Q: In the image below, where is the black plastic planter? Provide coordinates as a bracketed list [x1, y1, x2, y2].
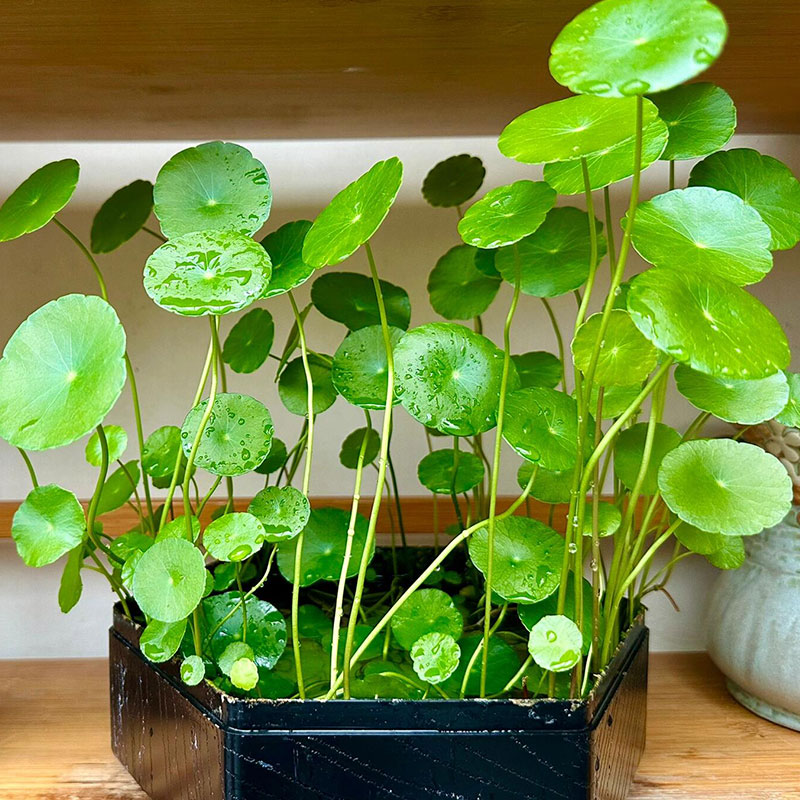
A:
[109, 608, 647, 800]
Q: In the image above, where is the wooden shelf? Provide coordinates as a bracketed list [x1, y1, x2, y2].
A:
[0, 654, 798, 798]
[1, 1, 798, 140]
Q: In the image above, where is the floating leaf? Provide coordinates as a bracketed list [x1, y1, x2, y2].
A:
[517, 462, 572, 504]
[0, 294, 127, 450]
[649, 83, 736, 161]
[658, 439, 792, 535]
[255, 437, 288, 475]
[627, 269, 789, 379]
[222, 308, 274, 374]
[85, 425, 127, 467]
[630, 187, 772, 286]
[422, 154, 485, 207]
[528, 615, 582, 673]
[444, 634, 520, 697]
[140, 619, 187, 663]
[261, 220, 315, 298]
[549, 0, 727, 97]
[203, 512, 265, 562]
[675, 364, 789, 425]
[132, 538, 206, 623]
[311, 272, 411, 331]
[390, 588, 464, 650]
[614, 422, 681, 495]
[302, 158, 403, 267]
[339, 427, 380, 469]
[417, 449, 485, 495]
[153, 141, 272, 239]
[144, 230, 272, 317]
[689, 148, 800, 250]
[411, 633, 461, 685]
[12, 485, 85, 568]
[181, 655, 206, 686]
[96, 460, 140, 516]
[278, 354, 337, 416]
[142, 425, 189, 488]
[776, 373, 800, 427]
[91, 180, 154, 253]
[458, 180, 556, 249]
[0, 159, 79, 242]
[181, 393, 274, 477]
[156, 514, 200, 543]
[512, 352, 562, 390]
[468, 517, 564, 603]
[248, 486, 310, 543]
[58, 544, 84, 613]
[427, 245, 501, 320]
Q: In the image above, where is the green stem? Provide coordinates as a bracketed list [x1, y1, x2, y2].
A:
[53, 218, 109, 301]
[387, 448, 407, 549]
[450, 436, 466, 531]
[17, 448, 38, 489]
[575, 158, 599, 331]
[669, 160, 676, 191]
[603, 186, 617, 271]
[540, 297, 565, 391]
[142, 225, 167, 242]
[460, 604, 507, 698]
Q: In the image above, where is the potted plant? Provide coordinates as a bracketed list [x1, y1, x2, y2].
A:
[2, 0, 798, 797]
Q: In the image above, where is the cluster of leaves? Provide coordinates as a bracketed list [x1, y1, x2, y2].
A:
[1, 0, 798, 700]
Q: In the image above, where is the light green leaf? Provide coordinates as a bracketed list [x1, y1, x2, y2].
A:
[58, 544, 84, 613]
[427, 245, 501, 320]
[109, 531, 154, 563]
[248, 486, 310, 543]
[517, 462, 572, 504]
[278, 354, 337, 416]
[614, 422, 681, 495]
[156, 514, 200, 543]
[776, 373, 800, 427]
[181, 655, 205, 686]
[261, 220, 315, 298]
[91, 180, 154, 253]
[222, 308, 274, 374]
[706, 536, 746, 569]
[230, 658, 259, 691]
[85, 425, 127, 467]
[589, 383, 642, 419]
[142, 426, 189, 488]
[528, 615, 582, 673]
[96, 460, 140, 516]
[674, 521, 727, 555]
[422, 154, 485, 207]
[582, 501, 622, 538]
[218, 641, 255, 676]
[390, 588, 464, 650]
[339, 428, 380, 469]
[417, 449, 485, 494]
[203, 512, 265, 562]
[140, 619, 187, 663]
[410, 633, 461, 685]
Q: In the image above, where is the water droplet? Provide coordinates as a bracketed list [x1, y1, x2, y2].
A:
[694, 48, 715, 65]
[546, 630, 558, 643]
[568, 542, 578, 554]
[619, 78, 650, 96]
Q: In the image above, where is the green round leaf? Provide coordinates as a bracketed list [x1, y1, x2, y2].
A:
[444, 633, 520, 697]
[248, 486, 310, 543]
[614, 422, 681, 495]
[512, 352, 562, 390]
[156, 514, 200, 543]
[649, 83, 736, 161]
[218, 641, 255, 676]
[230, 658, 259, 691]
[417, 448, 485, 494]
[276, 507, 373, 586]
[0, 294, 127, 450]
[503, 388, 581, 471]
[410, 633, 461, 685]
[390, 588, 464, 650]
[689, 148, 800, 250]
[468, 516, 564, 603]
[495, 207, 606, 297]
[181, 393, 274, 477]
[298, 604, 331, 641]
[549, 0, 728, 97]
[203, 512, 265, 562]
[85, 425, 127, 467]
[278, 354, 337, 416]
[181, 655, 206, 686]
[0, 160, 79, 242]
[222, 308, 274, 374]
[12, 485, 85, 568]
[394, 322, 515, 436]
[528, 615, 582, 673]
[572, 309, 658, 386]
[144, 230, 272, 317]
[58, 545, 84, 613]
[630, 187, 773, 286]
[261, 220, 315, 298]
[674, 521, 727, 555]
[142, 426, 183, 482]
[331, 325, 404, 409]
[458, 180, 556, 249]
[96, 460, 140, 516]
[140, 619, 187, 664]
[675, 364, 790, 425]
[132, 538, 206, 623]
[311, 271, 411, 331]
[110, 531, 154, 564]
[589, 383, 642, 419]
[582, 502, 622, 538]
[474, 248, 500, 277]
[627, 268, 790, 379]
[153, 141, 272, 238]
[339, 427, 380, 469]
[255, 437, 288, 475]
[422, 154, 485, 207]
[706, 536, 745, 570]
[659, 439, 793, 535]
[776, 373, 800, 427]
[517, 463, 572, 504]
[427, 245, 501, 320]
[302, 158, 403, 267]
[91, 180, 154, 253]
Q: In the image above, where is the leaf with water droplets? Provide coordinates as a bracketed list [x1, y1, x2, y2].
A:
[181, 655, 205, 685]
[140, 619, 187, 663]
[203, 512, 265, 562]
[222, 308, 274, 374]
[255, 437, 288, 476]
[339, 427, 380, 469]
[427, 245, 501, 320]
[142, 425, 190, 488]
[411, 633, 461, 685]
[278, 354, 338, 416]
[261, 220, 315, 297]
[390, 588, 464, 650]
[614, 422, 681, 495]
[528, 615, 582, 673]
[91, 179, 154, 253]
[417, 448, 485, 494]
[248, 486, 310, 543]
[85, 425, 127, 467]
[422, 154, 485, 207]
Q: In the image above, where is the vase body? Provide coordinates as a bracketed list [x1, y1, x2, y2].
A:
[707, 506, 800, 730]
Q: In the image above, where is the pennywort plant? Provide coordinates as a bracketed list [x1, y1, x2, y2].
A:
[2, 0, 799, 700]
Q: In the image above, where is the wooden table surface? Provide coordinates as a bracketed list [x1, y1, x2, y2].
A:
[0, 654, 798, 800]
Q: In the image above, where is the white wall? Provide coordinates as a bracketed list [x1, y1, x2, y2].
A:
[1, 134, 798, 658]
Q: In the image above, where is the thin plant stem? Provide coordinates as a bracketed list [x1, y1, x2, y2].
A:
[17, 449, 38, 489]
[603, 186, 616, 270]
[460, 604, 507, 698]
[575, 158, 599, 330]
[142, 225, 167, 242]
[210, 321, 235, 513]
[53, 218, 109, 300]
[450, 436, 466, 531]
[387, 447, 407, 548]
[540, 297, 565, 390]
[669, 160, 676, 191]
[197, 475, 223, 517]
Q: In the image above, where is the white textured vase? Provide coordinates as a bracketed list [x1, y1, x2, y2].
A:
[707, 506, 800, 731]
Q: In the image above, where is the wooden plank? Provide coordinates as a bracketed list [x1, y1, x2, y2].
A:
[0, 0, 796, 140]
[1, 654, 798, 799]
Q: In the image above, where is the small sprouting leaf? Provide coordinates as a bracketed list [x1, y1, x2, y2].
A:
[132, 538, 207, 623]
[572, 309, 658, 386]
[410, 633, 461, 685]
[706, 536, 746, 570]
[469, 517, 564, 603]
[144, 230, 272, 317]
[140, 619, 187, 663]
[203, 512, 265, 562]
[156, 514, 201, 543]
[776, 373, 800, 427]
[181, 655, 206, 686]
[339, 428, 380, 469]
[517, 462, 572, 504]
[582, 502, 622, 538]
[675, 364, 790, 425]
[549, 0, 727, 97]
[458, 180, 556, 249]
[422, 154, 485, 207]
[630, 187, 773, 286]
[310, 271, 411, 331]
[91, 180, 154, 253]
[96, 460, 140, 516]
[181, 393, 274, 477]
[261, 220, 315, 298]
[390, 588, 464, 650]
[302, 158, 404, 267]
[689, 148, 800, 251]
[255, 437, 288, 475]
[58, 544, 84, 613]
[0, 159, 80, 242]
[230, 658, 260, 691]
[85, 425, 127, 467]
[427, 245, 501, 320]
[417, 449, 485, 495]
[278, 354, 337, 416]
[444, 634, 520, 697]
[0, 294, 127, 451]
[331, 325, 404, 409]
[658, 439, 793, 535]
[528, 615, 582, 673]
[218, 641, 255, 676]
[12, 485, 85, 568]
[614, 422, 681, 495]
[222, 308, 274, 374]
[248, 486, 311, 543]
[627, 269, 789, 379]
[512, 352, 562, 390]
[153, 141, 272, 239]
[649, 83, 736, 161]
